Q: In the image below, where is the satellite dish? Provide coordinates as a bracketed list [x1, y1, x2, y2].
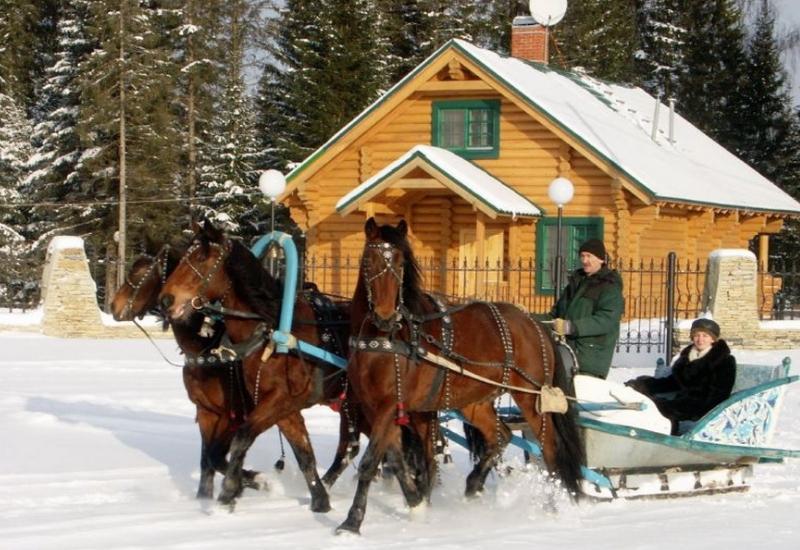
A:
[529, 0, 568, 27]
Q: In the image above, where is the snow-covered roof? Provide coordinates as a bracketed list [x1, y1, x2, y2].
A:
[287, 39, 800, 216]
[335, 145, 541, 218]
[452, 39, 800, 215]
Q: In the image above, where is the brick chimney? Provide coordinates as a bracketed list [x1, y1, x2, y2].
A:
[511, 15, 548, 63]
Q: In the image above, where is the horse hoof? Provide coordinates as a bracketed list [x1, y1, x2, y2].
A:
[335, 522, 360, 535]
[245, 473, 269, 492]
[311, 498, 331, 513]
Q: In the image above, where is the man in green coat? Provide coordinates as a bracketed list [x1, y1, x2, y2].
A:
[545, 239, 624, 379]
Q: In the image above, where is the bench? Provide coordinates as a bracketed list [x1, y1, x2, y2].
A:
[680, 357, 796, 447]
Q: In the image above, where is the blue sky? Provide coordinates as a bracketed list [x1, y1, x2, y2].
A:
[773, 0, 800, 106]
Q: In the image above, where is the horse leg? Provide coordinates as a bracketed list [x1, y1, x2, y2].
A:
[460, 403, 510, 498]
[197, 440, 215, 499]
[336, 437, 383, 535]
[321, 402, 361, 487]
[336, 408, 407, 535]
[276, 412, 331, 513]
[511, 393, 558, 473]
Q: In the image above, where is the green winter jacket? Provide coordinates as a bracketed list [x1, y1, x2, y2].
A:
[547, 266, 624, 379]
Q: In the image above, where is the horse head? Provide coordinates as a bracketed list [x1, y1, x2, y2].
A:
[159, 219, 233, 323]
[111, 244, 179, 322]
[359, 217, 422, 331]
[159, 219, 282, 327]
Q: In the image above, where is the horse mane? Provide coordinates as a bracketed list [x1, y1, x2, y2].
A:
[377, 224, 426, 315]
[225, 238, 283, 326]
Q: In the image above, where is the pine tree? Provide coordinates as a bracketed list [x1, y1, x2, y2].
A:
[170, 0, 225, 225]
[0, 0, 39, 109]
[0, 91, 35, 304]
[197, 0, 268, 240]
[257, 0, 385, 168]
[635, 0, 686, 98]
[676, 0, 748, 153]
[739, 0, 800, 262]
[77, 0, 182, 297]
[553, 0, 639, 82]
[23, 0, 94, 249]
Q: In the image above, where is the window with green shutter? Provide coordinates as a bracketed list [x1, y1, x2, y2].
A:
[432, 99, 500, 159]
[535, 217, 604, 294]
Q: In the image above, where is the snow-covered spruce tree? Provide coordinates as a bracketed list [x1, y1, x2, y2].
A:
[196, 0, 269, 241]
[22, 0, 94, 253]
[676, 0, 748, 153]
[635, 0, 686, 98]
[471, 0, 528, 54]
[375, 0, 497, 86]
[168, 0, 225, 227]
[739, 0, 800, 263]
[552, 0, 639, 83]
[76, 0, 182, 301]
[0, 92, 36, 306]
[0, 0, 40, 111]
[257, 0, 386, 168]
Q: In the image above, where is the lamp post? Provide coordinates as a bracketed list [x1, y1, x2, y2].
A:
[259, 169, 287, 276]
[548, 176, 574, 304]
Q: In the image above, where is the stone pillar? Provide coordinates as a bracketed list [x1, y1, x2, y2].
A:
[41, 236, 103, 337]
[701, 249, 759, 345]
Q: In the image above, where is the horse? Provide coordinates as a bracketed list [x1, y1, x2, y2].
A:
[157, 221, 372, 512]
[337, 218, 585, 534]
[110, 242, 358, 500]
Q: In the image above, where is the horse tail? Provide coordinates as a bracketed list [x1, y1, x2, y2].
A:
[462, 422, 485, 464]
[400, 421, 431, 496]
[549, 338, 586, 499]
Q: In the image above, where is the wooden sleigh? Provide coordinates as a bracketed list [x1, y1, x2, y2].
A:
[576, 358, 799, 498]
[461, 357, 800, 499]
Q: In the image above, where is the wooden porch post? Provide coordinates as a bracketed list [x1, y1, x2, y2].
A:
[758, 234, 769, 272]
[475, 211, 486, 297]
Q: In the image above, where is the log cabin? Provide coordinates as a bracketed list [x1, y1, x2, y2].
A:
[276, 17, 800, 315]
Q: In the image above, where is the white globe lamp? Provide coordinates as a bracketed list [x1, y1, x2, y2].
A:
[548, 176, 574, 207]
[259, 169, 286, 200]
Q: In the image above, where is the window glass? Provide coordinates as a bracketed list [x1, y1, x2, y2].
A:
[432, 99, 499, 158]
[441, 109, 465, 148]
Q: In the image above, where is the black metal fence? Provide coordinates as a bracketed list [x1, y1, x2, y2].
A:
[4, 248, 799, 352]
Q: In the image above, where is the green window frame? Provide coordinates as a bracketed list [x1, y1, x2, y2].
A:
[535, 217, 604, 295]
[431, 99, 500, 159]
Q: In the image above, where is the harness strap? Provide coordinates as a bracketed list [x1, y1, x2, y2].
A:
[349, 335, 572, 405]
[199, 301, 267, 321]
[205, 322, 270, 363]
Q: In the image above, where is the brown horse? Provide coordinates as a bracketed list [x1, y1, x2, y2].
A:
[110, 243, 358, 500]
[337, 218, 584, 534]
[157, 221, 380, 512]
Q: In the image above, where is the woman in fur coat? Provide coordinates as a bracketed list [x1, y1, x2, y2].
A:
[625, 318, 736, 435]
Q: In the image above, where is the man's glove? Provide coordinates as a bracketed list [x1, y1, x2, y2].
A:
[553, 318, 573, 336]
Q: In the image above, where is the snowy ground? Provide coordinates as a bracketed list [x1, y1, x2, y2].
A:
[1, 330, 799, 550]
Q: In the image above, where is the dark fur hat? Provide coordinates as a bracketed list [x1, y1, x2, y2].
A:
[691, 318, 720, 339]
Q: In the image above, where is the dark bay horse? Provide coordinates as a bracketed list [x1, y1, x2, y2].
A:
[110, 243, 358, 500]
[337, 218, 585, 534]
[157, 221, 365, 512]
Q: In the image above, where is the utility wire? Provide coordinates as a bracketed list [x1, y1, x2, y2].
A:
[0, 191, 269, 210]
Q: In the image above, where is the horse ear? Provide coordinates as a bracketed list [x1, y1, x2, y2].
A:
[365, 217, 379, 239]
[397, 219, 408, 237]
[143, 233, 161, 256]
[202, 218, 223, 242]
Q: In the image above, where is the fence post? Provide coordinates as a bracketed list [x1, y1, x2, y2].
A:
[665, 252, 676, 362]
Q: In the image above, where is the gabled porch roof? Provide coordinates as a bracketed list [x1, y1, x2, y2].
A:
[335, 145, 542, 219]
